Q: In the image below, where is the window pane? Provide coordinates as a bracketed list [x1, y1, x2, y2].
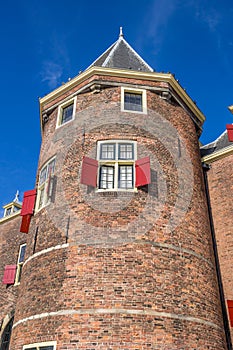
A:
[119, 166, 133, 189]
[100, 144, 115, 159]
[119, 144, 133, 159]
[13, 206, 20, 213]
[39, 166, 47, 185]
[6, 208, 12, 216]
[48, 159, 55, 175]
[40, 347, 54, 350]
[99, 166, 114, 189]
[124, 93, 142, 112]
[19, 245, 26, 263]
[61, 103, 74, 124]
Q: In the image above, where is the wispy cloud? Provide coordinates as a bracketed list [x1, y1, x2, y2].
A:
[40, 61, 63, 89]
[194, 4, 221, 32]
[143, 0, 178, 48]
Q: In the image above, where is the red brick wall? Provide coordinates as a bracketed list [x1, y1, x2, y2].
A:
[8, 83, 227, 349]
[0, 215, 28, 335]
[206, 152, 233, 341]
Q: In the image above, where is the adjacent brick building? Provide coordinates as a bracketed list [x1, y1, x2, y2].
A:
[1, 30, 232, 349]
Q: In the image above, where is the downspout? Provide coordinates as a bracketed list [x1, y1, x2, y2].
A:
[202, 162, 232, 350]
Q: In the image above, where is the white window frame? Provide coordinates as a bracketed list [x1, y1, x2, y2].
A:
[35, 157, 56, 212]
[23, 341, 56, 350]
[121, 86, 147, 114]
[97, 140, 137, 192]
[56, 96, 76, 128]
[15, 243, 26, 285]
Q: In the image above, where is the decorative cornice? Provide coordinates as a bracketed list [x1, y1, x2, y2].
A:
[0, 210, 21, 224]
[202, 144, 233, 163]
[39, 66, 205, 129]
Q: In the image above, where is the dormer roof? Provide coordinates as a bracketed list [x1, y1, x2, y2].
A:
[87, 27, 153, 73]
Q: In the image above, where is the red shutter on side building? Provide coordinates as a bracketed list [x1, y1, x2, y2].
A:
[2, 265, 17, 285]
[20, 214, 32, 234]
[226, 124, 233, 142]
[20, 189, 37, 216]
[227, 300, 233, 327]
[80, 156, 98, 187]
[135, 157, 151, 187]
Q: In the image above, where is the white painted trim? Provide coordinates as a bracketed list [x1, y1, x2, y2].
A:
[35, 156, 56, 212]
[121, 86, 147, 114]
[23, 341, 56, 350]
[14, 243, 27, 285]
[13, 308, 220, 330]
[96, 140, 137, 191]
[24, 243, 69, 266]
[202, 144, 233, 163]
[56, 96, 77, 129]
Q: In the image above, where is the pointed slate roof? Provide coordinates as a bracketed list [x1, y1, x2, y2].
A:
[88, 28, 154, 72]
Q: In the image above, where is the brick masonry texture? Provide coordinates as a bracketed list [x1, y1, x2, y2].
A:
[2, 79, 228, 349]
[0, 215, 28, 329]
[206, 153, 233, 342]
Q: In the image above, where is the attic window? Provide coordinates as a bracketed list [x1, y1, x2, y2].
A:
[121, 87, 147, 114]
[56, 97, 76, 127]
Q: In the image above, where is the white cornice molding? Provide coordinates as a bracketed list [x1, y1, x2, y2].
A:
[39, 66, 205, 126]
[202, 144, 233, 163]
[0, 210, 21, 224]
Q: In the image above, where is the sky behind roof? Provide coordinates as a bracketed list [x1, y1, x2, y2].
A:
[1, 0, 233, 211]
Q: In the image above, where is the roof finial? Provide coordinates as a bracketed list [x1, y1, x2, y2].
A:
[13, 190, 19, 202]
[119, 27, 124, 38]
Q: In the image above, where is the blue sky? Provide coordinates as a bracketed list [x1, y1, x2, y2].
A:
[0, 0, 233, 211]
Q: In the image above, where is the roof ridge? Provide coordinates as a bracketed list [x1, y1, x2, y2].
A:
[102, 38, 121, 67]
[201, 129, 227, 149]
[120, 36, 154, 72]
[85, 40, 117, 71]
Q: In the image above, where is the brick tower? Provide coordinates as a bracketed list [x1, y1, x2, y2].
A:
[1, 30, 229, 349]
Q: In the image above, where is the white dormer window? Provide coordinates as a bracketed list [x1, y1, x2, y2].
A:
[121, 87, 147, 114]
[56, 97, 76, 127]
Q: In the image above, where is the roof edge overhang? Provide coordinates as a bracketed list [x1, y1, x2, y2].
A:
[0, 210, 21, 224]
[39, 66, 205, 131]
[202, 144, 233, 163]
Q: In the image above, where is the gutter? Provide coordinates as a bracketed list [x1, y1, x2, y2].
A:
[202, 162, 232, 350]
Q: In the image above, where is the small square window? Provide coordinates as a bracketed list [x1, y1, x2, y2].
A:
[57, 97, 76, 127]
[121, 87, 147, 114]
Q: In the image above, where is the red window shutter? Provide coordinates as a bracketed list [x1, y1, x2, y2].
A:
[227, 300, 233, 327]
[2, 265, 17, 285]
[21, 189, 37, 216]
[226, 124, 233, 142]
[20, 214, 31, 233]
[80, 156, 98, 187]
[135, 157, 151, 187]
